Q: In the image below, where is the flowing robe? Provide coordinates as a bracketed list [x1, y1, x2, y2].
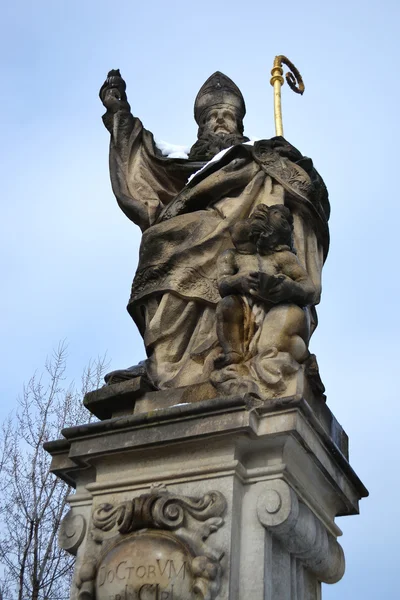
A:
[104, 109, 330, 389]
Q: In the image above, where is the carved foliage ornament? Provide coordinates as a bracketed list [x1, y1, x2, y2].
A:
[92, 490, 226, 533]
[77, 489, 227, 600]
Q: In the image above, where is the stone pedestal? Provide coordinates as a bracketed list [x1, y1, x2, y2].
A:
[45, 384, 367, 600]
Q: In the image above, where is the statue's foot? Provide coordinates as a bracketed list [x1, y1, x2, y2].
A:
[214, 351, 243, 369]
[104, 361, 147, 385]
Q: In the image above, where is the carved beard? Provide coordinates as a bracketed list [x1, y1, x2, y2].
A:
[188, 132, 250, 161]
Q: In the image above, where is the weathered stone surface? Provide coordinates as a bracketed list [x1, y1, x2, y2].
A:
[99, 69, 330, 400]
[44, 69, 367, 600]
[257, 480, 345, 583]
[78, 384, 347, 460]
[95, 532, 192, 600]
[58, 510, 86, 555]
[45, 388, 367, 600]
[211, 204, 318, 399]
[69, 487, 226, 600]
[83, 379, 218, 420]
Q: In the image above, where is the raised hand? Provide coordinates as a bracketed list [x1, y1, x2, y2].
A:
[99, 69, 130, 113]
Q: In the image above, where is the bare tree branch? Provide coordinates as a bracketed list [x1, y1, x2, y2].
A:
[0, 344, 108, 599]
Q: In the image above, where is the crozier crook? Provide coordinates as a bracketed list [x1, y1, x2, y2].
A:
[270, 55, 305, 137]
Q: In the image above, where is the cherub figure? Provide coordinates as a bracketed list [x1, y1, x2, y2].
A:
[215, 204, 318, 369]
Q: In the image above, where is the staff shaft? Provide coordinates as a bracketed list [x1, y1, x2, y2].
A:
[270, 63, 284, 137]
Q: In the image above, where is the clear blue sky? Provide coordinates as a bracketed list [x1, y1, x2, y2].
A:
[1, 1, 399, 597]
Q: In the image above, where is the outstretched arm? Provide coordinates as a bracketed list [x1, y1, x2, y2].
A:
[99, 70, 175, 231]
[252, 253, 317, 306]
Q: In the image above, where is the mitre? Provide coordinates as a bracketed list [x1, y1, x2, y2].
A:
[194, 71, 246, 124]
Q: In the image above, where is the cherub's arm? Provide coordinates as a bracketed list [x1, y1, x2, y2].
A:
[254, 252, 317, 306]
[217, 250, 258, 298]
[275, 252, 317, 305]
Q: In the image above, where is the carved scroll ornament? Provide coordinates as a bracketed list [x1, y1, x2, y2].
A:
[257, 479, 345, 584]
[92, 490, 226, 534]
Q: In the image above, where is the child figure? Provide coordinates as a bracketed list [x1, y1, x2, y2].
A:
[215, 204, 317, 368]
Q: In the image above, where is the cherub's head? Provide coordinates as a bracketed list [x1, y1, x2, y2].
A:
[230, 205, 294, 254]
[252, 204, 294, 254]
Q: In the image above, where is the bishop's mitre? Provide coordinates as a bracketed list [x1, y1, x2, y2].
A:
[194, 71, 246, 124]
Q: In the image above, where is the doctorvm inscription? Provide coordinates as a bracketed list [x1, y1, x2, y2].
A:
[98, 558, 188, 585]
[95, 532, 193, 600]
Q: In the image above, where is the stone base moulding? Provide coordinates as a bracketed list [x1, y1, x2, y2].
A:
[45, 389, 367, 600]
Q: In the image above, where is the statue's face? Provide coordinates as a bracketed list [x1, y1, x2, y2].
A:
[202, 106, 239, 136]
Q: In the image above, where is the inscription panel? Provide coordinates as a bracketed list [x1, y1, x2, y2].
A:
[96, 531, 193, 600]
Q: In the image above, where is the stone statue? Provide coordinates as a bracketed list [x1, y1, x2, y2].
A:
[100, 69, 330, 397]
[43, 69, 366, 600]
[212, 204, 318, 397]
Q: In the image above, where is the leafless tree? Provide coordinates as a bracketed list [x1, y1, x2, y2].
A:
[0, 342, 107, 600]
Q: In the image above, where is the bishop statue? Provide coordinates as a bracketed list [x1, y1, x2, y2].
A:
[100, 70, 330, 398]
